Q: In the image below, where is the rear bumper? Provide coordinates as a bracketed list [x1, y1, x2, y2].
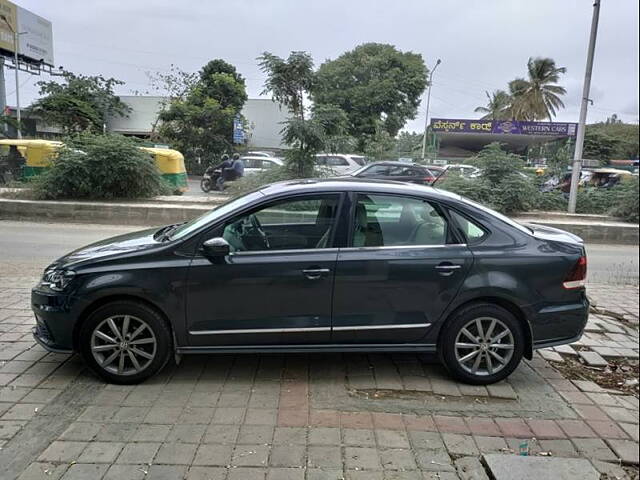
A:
[529, 294, 590, 348]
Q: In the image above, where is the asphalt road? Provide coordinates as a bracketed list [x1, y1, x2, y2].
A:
[1, 220, 638, 285]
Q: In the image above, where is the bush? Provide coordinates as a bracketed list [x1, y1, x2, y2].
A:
[33, 134, 170, 200]
[224, 166, 299, 196]
[609, 177, 639, 223]
[437, 143, 537, 214]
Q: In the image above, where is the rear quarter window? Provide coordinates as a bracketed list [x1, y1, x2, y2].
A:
[449, 210, 488, 244]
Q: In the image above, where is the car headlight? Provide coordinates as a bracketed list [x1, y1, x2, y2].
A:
[41, 269, 76, 292]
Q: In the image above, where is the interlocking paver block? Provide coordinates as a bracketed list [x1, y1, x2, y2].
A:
[192, 444, 234, 466]
[379, 448, 417, 471]
[270, 445, 306, 467]
[77, 441, 124, 463]
[307, 445, 341, 469]
[376, 429, 410, 448]
[442, 433, 479, 456]
[231, 444, 270, 467]
[495, 418, 533, 438]
[526, 419, 565, 439]
[455, 456, 490, 480]
[606, 439, 640, 465]
[60, 463, 109, 480]
[483, 454, 599, 480]
[344, 446, 382, 471]
[573, 438, 618, 461]
[38, 441, 87, 462]
[116, 442, 161, 464]
[586, 420, 629, 439]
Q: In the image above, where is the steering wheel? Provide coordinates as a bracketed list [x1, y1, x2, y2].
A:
[249, 214, 271, 249]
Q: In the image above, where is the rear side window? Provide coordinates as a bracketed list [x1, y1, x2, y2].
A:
[326, 156, 349, 167]
[449, 210, 487, 244]
[352, 194, 449, 247]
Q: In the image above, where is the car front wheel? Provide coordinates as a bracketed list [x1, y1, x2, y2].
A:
[440, 303, 524, 385]
[79, 301, 171, 384]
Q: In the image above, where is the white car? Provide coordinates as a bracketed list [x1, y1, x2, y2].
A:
[241, 156, 284, 175]
[315, 153, 367, 176]
[245, 151, 275, 158]
[442, 164, 481, 178]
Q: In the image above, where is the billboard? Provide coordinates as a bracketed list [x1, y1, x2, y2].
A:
[17, 6, 54, 65]
[431, 118, 578, 137]
[0, 0, 53, 65]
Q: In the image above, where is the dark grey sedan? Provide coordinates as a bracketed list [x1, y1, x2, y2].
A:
[31, 179, 588, 384]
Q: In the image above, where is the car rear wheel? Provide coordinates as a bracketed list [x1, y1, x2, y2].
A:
[79, 301, 171, 384]
[440, 303, 524, 385]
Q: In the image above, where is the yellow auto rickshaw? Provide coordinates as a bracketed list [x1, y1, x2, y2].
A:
[0, 139, 188, 194]
[139, 147, 189, 194]
[0, 139, 63, 178]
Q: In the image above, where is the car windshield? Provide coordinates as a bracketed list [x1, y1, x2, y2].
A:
[167, 190, 264, 241]
[351, 156, 367, 166]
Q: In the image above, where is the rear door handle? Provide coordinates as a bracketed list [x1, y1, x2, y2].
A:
[302, 268, 331, 280]
[435, 263, 462, 275]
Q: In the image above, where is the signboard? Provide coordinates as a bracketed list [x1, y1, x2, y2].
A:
[0, 0, 17, 53]
[17, 6, 54, 65]
[431, 118, 577, 137]
[0, 1, 54, 65]
[233, 115, 245, 144]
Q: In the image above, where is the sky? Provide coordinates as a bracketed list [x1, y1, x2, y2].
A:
[10, 0, 640, 132]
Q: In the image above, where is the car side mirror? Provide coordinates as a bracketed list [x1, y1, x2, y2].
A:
[201, 237, 230, 257]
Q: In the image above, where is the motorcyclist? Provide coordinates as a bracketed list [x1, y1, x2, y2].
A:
[218, 153, 244, 190]
[212, 154, 231, 190]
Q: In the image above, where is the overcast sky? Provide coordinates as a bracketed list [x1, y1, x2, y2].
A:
[13, 0, 640, 131]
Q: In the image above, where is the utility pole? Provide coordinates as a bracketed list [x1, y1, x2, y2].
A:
[1, 14, 25, 139]
[0, 58, 6, 136]
[421, 59, 441, 161]
[568, 0, 601, 213]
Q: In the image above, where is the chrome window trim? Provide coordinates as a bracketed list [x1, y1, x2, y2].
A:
[231, 247, 340, 256]
[333, 323, 431, 331]
[338, 244, 467, 252]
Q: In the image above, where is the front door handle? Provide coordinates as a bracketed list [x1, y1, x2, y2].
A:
[435, 263, 462, 276]
[302, 268, 330, 280]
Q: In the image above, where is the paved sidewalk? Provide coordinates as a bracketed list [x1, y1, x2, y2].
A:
[1, 277, 638, 479]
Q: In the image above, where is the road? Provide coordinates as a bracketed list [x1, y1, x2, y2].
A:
[1, 220, 638, 285]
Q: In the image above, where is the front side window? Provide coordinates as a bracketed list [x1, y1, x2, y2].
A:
[352, 194, 448, 247]
[326, 156, 349, 167]
[359, 165, 389, 177]
[222, 195, 340, 252]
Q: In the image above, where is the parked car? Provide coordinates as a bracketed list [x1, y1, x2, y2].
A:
[440, 164, 481, 178]
[32, 179, 588, 385]
[315, 153, 367, 175]
[241, 156, 284, 175]
[245, 151, 275, 158]
[350, 161, 441, 185]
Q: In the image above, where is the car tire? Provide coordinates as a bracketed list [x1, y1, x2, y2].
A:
[78, 300, 172, 384]
[439, 303, 524, 385]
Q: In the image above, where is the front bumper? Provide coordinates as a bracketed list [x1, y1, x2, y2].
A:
[31, 287, 80, 353]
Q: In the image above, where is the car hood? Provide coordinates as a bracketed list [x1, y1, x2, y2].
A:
[52, 227, 162, 269]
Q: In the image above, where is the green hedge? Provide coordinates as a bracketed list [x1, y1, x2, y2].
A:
[33, 133, 170, 200]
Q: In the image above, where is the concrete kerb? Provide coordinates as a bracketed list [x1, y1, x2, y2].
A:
[1, 197, 638, 244]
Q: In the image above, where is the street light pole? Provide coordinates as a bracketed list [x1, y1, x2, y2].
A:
[568, 0, 601, 213]
[421, 59, 441, 161]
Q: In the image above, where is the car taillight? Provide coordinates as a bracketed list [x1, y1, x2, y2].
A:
[563, 255, 587, 289]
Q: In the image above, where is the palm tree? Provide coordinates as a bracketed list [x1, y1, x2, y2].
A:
[510, 57, 567, 121]
[474, 90, 512, 120]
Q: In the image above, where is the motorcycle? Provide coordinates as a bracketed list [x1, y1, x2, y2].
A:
[200, 166, 222, 192]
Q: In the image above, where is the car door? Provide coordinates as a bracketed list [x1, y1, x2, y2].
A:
[332, 192, 473, 344]
[185, 193, 344, 346]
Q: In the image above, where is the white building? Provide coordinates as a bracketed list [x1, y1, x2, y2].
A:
[105, 96, 289, 149]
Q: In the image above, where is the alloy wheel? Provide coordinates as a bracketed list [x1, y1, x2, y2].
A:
[90, 315, 157, 376]
[454, 316, 515, 376]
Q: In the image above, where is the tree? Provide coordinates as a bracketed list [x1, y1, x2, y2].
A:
[474, 90, 512, 120]
[258, 51, 348, 176]
[158, 59, 247, 172]
[508, 57, 567, 121]
[258, 51, 314, 119]
[312, 43, 428, 148]
[30, 71, 130, 134]
[584, 120, 639, 161]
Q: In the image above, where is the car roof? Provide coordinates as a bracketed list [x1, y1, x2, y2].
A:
[258, 178, 462, 202]
[242, 156, 283, 162]
[366, 161, 428, 167]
